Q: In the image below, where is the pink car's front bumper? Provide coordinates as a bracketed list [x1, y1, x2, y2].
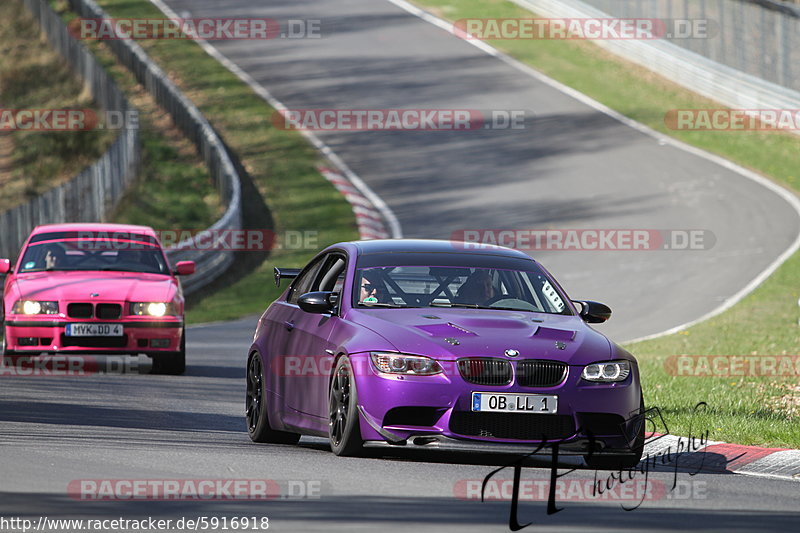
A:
[4, 316, 183, 355]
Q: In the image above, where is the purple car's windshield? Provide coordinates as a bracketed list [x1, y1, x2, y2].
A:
[19, 233, 169, 275]
[354, 265, 571, 314]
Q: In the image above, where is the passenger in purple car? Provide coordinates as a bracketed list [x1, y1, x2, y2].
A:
[358, 269, 387, 303]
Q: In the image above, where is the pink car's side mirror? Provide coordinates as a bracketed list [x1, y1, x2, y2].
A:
[174, 261, 196, 276]
[0, 259, 10, 274]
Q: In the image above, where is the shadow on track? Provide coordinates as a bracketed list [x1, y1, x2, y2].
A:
[2, 491, 797, 532]
[0, 401, 242, 432]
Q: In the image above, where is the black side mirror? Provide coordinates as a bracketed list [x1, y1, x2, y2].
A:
[298, 291, 335, 314]
[573, 300, 612, 323]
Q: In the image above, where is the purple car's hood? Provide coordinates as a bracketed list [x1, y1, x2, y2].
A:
[345, 308, 615, 366]
[10, 271, 176, 303]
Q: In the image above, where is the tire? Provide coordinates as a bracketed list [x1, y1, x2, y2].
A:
[0, 323, 17, 362]
[150, 328, 186, 375]
[328, 356, 363, 456]
[584, 395, 645, 470]
[1, 324, 8, 357]
[246, 352, 301, 444]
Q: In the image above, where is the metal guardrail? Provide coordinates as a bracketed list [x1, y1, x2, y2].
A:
[1, 0, 243, 294]
[0, 0, 140, 261]
[66, 0, 243, 294]
[581, 0, 800, 93]
[513, 0, 800, 130]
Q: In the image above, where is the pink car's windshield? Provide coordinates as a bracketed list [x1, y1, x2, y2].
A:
[19, 232, 169, 275]
[354, 265, 572, 315]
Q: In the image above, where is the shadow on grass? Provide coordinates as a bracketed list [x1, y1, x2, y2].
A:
[185, 133, 274, 311]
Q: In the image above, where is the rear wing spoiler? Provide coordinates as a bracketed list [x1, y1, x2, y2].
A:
[274, 267, 302, 287]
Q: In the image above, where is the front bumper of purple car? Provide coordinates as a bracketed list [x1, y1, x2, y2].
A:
[349, 352, 642, 456]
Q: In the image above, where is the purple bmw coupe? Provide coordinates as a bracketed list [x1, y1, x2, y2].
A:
[246, 240, 644, 468]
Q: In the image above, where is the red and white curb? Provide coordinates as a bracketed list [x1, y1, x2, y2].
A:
[643, 434, 800, 482]
[320, 166, 391, 240]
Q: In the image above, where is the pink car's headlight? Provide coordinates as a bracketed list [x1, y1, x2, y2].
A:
[130, 302, 174, 317]
[12, 300, 59, 315]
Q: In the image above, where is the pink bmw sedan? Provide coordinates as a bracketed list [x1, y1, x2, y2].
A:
[0, 223, 195, 374]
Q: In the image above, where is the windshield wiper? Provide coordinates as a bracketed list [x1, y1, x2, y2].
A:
[430, 302, 479, 308]
[475, 306, 533, 312]
[359, 303, 417, 308]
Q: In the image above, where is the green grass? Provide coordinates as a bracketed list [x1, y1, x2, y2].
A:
[48, 0, 222, 230]
[631, 256, 800, 447]
[0, 0, 116, 212]
[112, 132, 221, 229]
[415, 0, 800, 447]
[89, 0, 359, 323]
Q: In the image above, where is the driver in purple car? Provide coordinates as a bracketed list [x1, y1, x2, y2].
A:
[457, 270, 496, 304]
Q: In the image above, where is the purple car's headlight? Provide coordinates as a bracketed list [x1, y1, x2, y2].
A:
[12, 300, 59, 315]
[370, 352, 443, 376]
[581, 360, 631, 382]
